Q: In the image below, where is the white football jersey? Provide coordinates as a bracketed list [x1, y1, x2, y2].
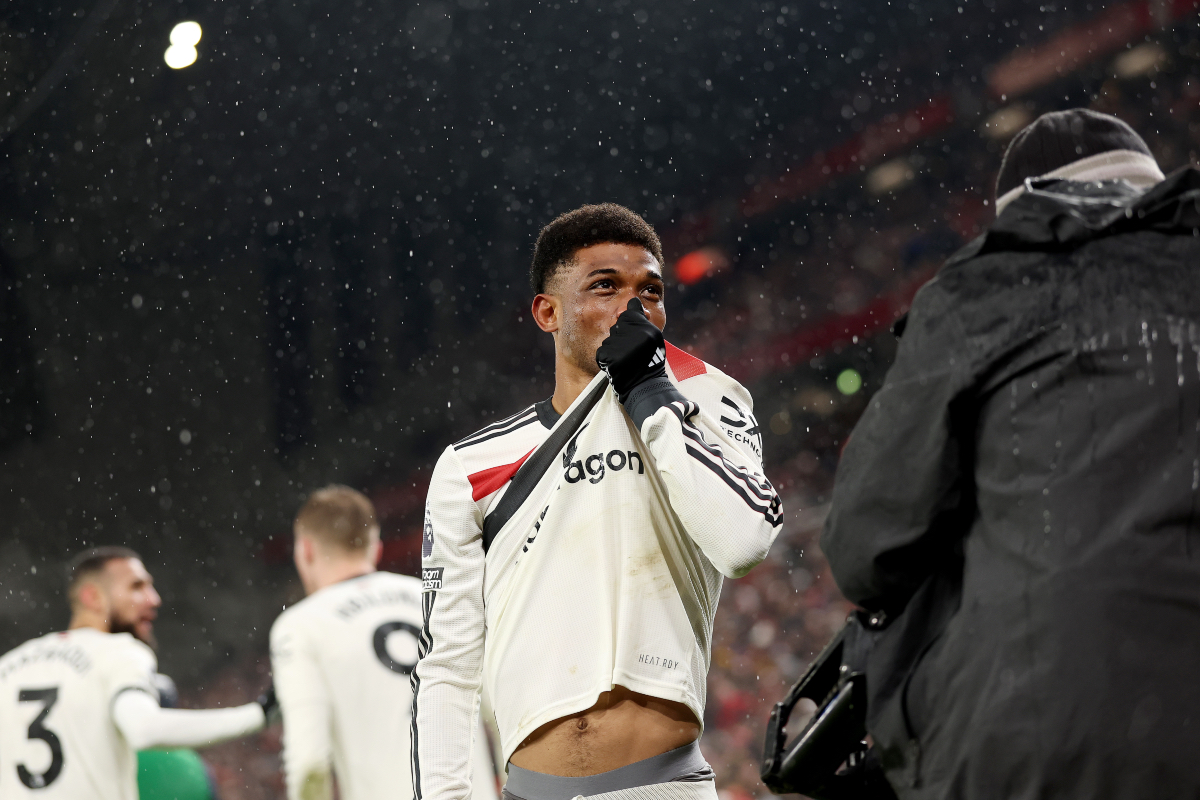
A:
[412, 345, 783, 800]
[271, 571, 497, 800]
[0, 628, 157, 800]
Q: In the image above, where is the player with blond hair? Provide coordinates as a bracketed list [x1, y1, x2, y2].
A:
[271, 484, 497, 800]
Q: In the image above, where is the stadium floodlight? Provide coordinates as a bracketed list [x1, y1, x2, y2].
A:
[170, 21, 203, 47]
[164, 44, 198, 69]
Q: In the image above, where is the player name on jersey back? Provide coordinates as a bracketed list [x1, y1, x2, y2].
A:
[271, 571, 428, 800]
[0, 628, 157, 799]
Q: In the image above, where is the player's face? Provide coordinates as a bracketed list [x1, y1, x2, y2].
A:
[542, 243, 666, 376]
[103, 558, 161, 645]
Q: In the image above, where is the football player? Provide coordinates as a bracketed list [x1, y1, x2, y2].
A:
[272, 485, 498, 800]
[412, 204, 782, 800]
[0, 547, 270, 799]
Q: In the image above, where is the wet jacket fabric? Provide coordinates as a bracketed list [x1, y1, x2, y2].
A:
[822, 168, 1200, 800]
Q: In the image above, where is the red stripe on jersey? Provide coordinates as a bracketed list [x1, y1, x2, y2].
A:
[665, 341, 707, 380]
[468, 448, 534, 501]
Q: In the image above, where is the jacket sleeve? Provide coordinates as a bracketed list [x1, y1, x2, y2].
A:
[411, 446, 486, 800]
[635, 378, 783, 578]
[270, 613, 334, 800]
[820, 277, 976, 613]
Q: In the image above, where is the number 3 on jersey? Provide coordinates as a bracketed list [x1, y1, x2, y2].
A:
[372, 621, 421, 675]
[16, 687, 64, 789]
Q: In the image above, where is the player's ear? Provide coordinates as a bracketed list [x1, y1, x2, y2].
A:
[77, 581, 106, 614]
[294, 534, 314, 567]
[368, 535, 382, 567]
[531, 293, 560, 334]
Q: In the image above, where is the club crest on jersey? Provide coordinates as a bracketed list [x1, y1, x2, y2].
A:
[421, 567, 443, 591]
[422, 508, 434, 559]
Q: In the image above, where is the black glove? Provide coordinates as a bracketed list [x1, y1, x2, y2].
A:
[596, 298, 686, 428]
[256, 684, 279, 724]
[153, 673, 180, 709]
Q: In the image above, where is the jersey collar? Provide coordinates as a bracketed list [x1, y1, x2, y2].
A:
[534, 397, 560, 430]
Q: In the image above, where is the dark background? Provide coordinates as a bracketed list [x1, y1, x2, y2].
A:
[1, 0, 1197, 796]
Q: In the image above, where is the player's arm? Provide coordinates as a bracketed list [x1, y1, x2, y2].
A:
[411, 447, 487, 800]
[598, 299, 783, 578]
[270, 613, 334, 800]
[106, 636, 265, 751]
[476, 687, 503, 800]
[112, 691, 266, 750]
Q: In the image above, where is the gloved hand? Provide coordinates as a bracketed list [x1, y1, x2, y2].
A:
[596, 298, 686, 428]
[257, 684, 280, 725]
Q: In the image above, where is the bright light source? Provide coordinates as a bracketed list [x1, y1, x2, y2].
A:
[836, 368, 863, 396]
[170, 21, 203, 47]
[866, 158, 914, 196]
[981, 105, 1033, 141]
[164, 44, 198, 69]
[1112, 42, 1166, 79]
[674, 247, 731, 286]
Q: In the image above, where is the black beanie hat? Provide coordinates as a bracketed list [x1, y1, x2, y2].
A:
[995, 108, 1153, 200]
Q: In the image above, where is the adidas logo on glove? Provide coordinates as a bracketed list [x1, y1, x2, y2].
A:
[647, 347, 665, 369]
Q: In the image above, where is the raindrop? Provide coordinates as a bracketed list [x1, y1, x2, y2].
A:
[1140, 321, 1154, 385]
[1169, 317, 1185, 387]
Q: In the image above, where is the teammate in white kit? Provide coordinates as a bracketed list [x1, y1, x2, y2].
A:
[271, 485, 498, 800]
[0, 547, 269, 800]
[412, 204, 783, 800]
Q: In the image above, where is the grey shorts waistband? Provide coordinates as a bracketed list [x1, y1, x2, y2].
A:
[504, 740, 713, 800]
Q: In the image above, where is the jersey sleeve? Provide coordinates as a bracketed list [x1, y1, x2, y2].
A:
[411, 446, 486, 800]
[637, 374, 783, 578]
[106, 635, 160, 704]
[471, 717, 499, 800]
[270, 611, 334, 800]
[111, 691, 264, 750]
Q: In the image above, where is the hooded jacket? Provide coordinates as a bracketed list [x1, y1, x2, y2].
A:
[821, 168, 1200, 800]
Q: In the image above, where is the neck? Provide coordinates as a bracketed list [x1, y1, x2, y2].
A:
[306, 559, 376, 595]
[551, 350, 598, 415]
[68, 611, 109, 633]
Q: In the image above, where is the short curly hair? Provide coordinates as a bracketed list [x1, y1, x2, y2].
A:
[530, 203, 664, 294]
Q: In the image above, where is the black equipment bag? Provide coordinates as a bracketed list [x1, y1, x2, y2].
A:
[761, 611, 897, 800]
[762, 559, 964, 800]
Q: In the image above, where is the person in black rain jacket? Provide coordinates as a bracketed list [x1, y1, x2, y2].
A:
[820, 108, 1200, 800]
